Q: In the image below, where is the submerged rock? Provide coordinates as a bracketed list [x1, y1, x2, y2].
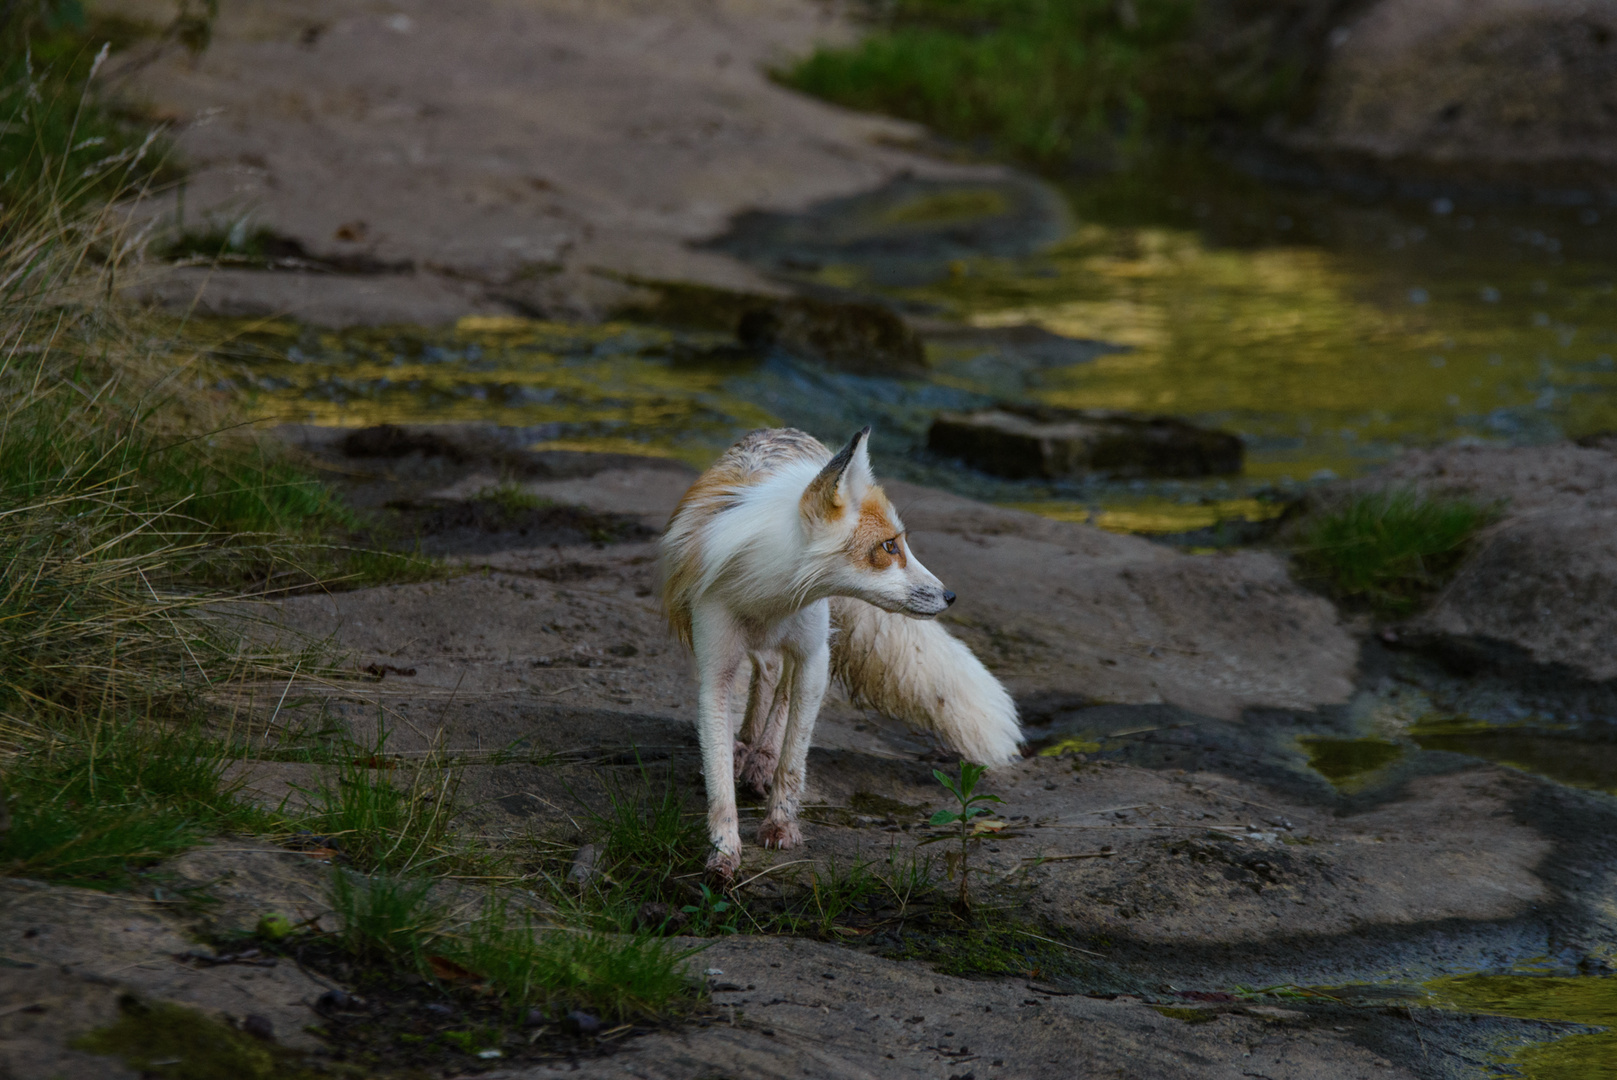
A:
[928, 405, 1243, 480]
[738, 297, 928, 376]
[708, 174, 1071, 287]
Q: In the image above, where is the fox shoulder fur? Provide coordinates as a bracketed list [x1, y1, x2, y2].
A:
[660, 426, 1022, 876]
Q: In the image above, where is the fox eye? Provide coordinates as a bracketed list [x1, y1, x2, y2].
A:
[881, 538, 899, 555]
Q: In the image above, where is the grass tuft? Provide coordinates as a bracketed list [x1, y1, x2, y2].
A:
[327, 869, 447, 970]
[783, 0, 1201, 164]
[0, 721, 275, 888]
[297, 730, 461, 874]
[460, 902, 696, 1021]
[1292, 490, 1494, 617]
[323, 871, 698, 1022]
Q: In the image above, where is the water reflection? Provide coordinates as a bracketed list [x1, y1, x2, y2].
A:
[212, 168, 1617, 533]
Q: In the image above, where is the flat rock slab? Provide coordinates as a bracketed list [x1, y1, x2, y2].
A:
[0, 844, 337, 1079]
[929, 407, 1244, 480]
[521, 937, 1418, 1080]
[94, 0, 1024, 326]
[1347, 441, 1617, 681]
[707, 172, 1072, 287]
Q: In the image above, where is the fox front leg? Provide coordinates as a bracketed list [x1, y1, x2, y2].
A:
[692, 604, 745, 879]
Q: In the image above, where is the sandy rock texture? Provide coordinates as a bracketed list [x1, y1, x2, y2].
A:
[534, 937, 1420, 1080]
[1291, 0, 1617, 180]
[1354, 440, 1617, 681]
[91, 0, 1018, 326]
[0, 843, 336, 1079]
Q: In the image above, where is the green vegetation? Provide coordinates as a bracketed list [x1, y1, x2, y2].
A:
[1297, 736, 1404, 790]
[0, 13, 437, 891]
[297, 734, 462, 873]
[2, 2, 162, 211]
[923, 760, 1003, 910]
[0, 721, 271, 887]
[1426, 974, 1617, 1080]
[324, 869, 697, 1022]
[1291, 491, 1494, 617]
[783, 0, 1222, 164]
[459, 903, 696, 1021]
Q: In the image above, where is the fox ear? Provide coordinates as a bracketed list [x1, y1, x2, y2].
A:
[801, 427, 872, 520]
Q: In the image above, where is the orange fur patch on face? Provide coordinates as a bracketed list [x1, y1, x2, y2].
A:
[850, 489, 905, 569]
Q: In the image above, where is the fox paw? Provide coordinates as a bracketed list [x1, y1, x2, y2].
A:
[705, 847, 740, 882]
[737, 748, 778, 798]
[757, 816, 802, 850]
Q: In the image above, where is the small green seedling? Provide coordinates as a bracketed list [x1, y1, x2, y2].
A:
[681, 883, 737, 934]
[255, 913, 295, 941]
[925, 761, 1004, 912]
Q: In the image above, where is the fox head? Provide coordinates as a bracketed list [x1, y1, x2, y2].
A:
[799, 427, 955, 618]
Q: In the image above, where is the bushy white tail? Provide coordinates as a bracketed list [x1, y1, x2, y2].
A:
[829, 597, 1022, 765]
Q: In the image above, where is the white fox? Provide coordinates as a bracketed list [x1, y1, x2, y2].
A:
[660, 426, 1022, 878]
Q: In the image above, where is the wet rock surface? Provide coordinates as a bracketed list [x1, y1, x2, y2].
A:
[545, 936, 1420, 1080]
[928, 406, 1246, 481]
[737, 297, 928, 376]
[707, 173, 1072, 288]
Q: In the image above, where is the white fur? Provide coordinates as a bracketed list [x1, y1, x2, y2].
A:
[829, 596, 1022, 765]
[660, 428, 1024, 878]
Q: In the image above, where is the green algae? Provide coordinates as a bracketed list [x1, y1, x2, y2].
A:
[1425, 974, 1617, 1080]
[1151, 1005, 1220, 1024]
[74, 997, 323, 1080]
[1297, 737, 1403, 790]
[879, 187, 1013, 226]
[1408, 717, 1617, 796]
[1040, 736, 1104, 758]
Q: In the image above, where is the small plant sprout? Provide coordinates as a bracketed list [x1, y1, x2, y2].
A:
[681, 883, 738, 934]
[925, 760, 1005, 912]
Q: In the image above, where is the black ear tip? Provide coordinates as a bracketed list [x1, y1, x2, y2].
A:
[857, 425, 871, 438]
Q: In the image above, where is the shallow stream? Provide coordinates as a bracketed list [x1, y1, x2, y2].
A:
[221, 155, 1617, 534]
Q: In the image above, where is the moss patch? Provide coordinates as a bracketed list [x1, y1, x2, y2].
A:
[74, 997, 323, 1080]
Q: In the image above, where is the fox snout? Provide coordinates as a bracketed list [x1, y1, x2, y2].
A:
[905, 583, 956, 618]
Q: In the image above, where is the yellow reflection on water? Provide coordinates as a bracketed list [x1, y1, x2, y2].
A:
[210, 318, 779, 462]
[1006, 496, 1285, 535]
[202, 211, 1617, 536]
[902, 223, 1617, 478]
[1426, 974, 1617, 1079]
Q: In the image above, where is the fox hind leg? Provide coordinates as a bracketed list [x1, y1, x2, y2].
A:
[759, 603, 831, 850]
[735, 651, 787, 797]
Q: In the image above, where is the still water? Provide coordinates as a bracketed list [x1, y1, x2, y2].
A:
[216, 160, 1617, 534]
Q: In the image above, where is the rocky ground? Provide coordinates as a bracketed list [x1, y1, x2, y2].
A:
[11, 427, 1616, 1078]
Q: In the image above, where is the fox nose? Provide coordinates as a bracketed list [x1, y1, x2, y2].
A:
[943, 590, 956, 607]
